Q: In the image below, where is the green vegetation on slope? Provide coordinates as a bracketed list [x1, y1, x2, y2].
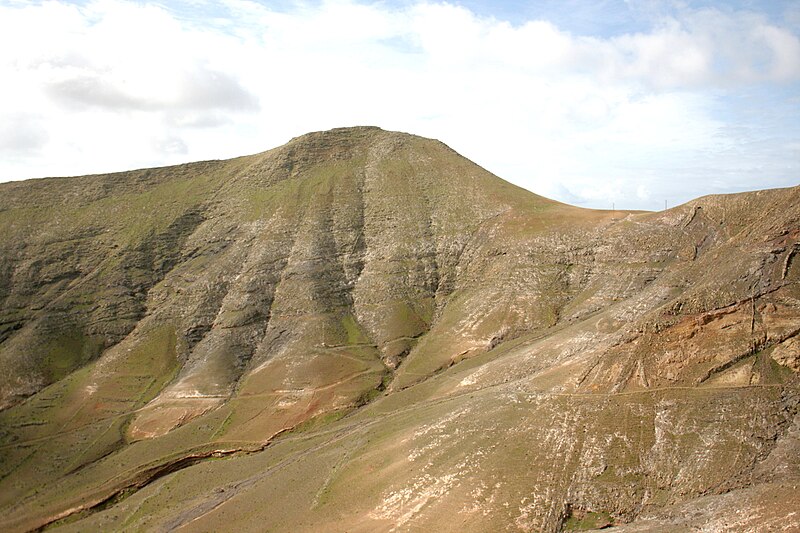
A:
[0, 127, 797, 533]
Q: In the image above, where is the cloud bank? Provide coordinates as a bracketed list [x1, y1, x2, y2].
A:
[0, 0, 798, 209]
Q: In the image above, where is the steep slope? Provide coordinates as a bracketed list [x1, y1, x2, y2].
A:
[0, 127, 797, 532]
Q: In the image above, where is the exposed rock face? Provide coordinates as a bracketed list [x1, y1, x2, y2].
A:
[0, 127, 797, 532]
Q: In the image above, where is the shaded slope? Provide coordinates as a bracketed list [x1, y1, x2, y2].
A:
[0, 127, 797, 532]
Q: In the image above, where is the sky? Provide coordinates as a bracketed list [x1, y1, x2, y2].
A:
[0, 0, 798, 210]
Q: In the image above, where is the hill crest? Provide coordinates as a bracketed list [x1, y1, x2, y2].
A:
[0, 128, 797, 532]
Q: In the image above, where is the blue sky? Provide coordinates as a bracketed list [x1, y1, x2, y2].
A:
[0, 0, 798, 210]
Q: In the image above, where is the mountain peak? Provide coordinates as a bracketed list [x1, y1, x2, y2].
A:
[286, 125, 389, 147]
[0, 129, 797, 532]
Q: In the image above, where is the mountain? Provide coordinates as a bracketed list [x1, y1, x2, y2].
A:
[0, 127, 797, 532]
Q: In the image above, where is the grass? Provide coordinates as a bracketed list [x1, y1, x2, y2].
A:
[243, 158, 365, 222]
[563, 510, 614, 530]
[42, 333, 105, 383]
[341, 314, 371, 345]
[283, 409, 352, 436]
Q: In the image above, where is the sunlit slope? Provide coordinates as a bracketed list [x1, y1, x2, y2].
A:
[0, 127, 797, 532]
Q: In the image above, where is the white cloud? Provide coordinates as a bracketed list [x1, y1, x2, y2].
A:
[0, 0, 797, 209]
[0, 113, 48, 156]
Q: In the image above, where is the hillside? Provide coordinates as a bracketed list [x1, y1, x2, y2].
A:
[0, 127, 797, 532]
